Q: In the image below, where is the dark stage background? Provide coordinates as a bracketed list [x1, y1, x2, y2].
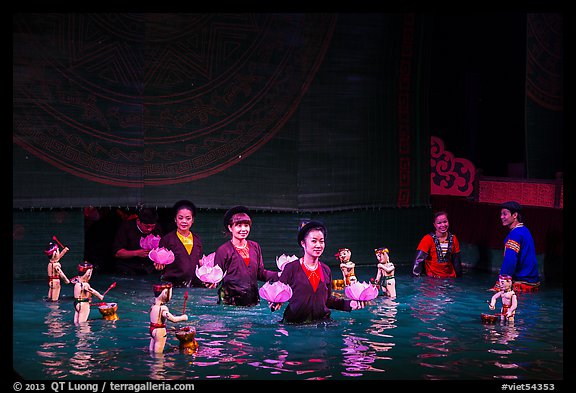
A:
[12, 13, 563, 280]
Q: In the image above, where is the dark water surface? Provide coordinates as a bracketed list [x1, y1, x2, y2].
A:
[13, 266, 563, 381]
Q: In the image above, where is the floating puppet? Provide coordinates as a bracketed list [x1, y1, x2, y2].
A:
[337, 248, 356, 286]
[45, 238, 71, 302]
[488, 274, 518, 323]
[374, 247, 396, 299]
[71, 262, 104, 324]
[149, 282, 188, 354]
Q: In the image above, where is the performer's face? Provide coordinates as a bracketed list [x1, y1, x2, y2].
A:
[137, 219, 156, 234]
[301, 229, 325, 259]
[434, 215, 449, 234]
[500, 209, 516, 227]
[175, 208, 194, 232]
[229, 221, 251, 241]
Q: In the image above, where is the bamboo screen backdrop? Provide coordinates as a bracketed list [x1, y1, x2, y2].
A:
[13, 13, 430, 211]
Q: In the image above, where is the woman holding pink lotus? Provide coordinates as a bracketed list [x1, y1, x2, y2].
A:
[271, 221, 365, 324]
[155, 200, 204, 288]
[112, 207, 164, 275]
[213, 206, 279, 306]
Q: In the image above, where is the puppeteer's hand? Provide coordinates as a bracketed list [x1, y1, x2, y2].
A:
[181, 314, 189, 322]
[269, 302, 282, 312]
[153, 263, 164, 270]
[204, 282, 218, 289]
[136, 249, 150, 258]
[488, 303, 495, 310]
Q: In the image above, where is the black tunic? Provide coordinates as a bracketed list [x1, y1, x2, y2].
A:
[214, 240, 278, 306]
[279, 259, 352, 324]
[112, 219, 163, 275]
[158, 230, 204, 287]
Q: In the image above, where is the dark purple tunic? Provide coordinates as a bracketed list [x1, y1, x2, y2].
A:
[214, 240, 278, 306]
[279, 259, 352, 324]
[158, 230, 203, 287]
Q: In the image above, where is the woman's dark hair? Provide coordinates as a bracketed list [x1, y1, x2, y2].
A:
[433, 211, 448, 222]
[173, 200, 196, 218]
[297, 220, 326, 244]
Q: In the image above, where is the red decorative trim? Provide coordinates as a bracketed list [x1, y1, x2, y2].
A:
[478, 180, 556, 208]
[430, 136, 475, 196]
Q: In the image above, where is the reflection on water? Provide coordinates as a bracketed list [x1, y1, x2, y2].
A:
[484, 322, 520, 346]
[368, 297, 398, 347]
[38, 302, 68, 378]
[13, 268, 563, 380]
[411, 279, 455, 370]
[70, 323, 95, 377]
[149, 352, 179, 380]
[341, 334, 383, 376]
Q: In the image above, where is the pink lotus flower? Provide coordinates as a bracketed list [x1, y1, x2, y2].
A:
[195, 264, 224, 284]
[345, 281, 378, 301]
[140, 234, 161, 250]
[199, 252, 215, 267]
[148, 247, 175, 265]
[259, 281, 293, 303]
[276, 254, 298, 271]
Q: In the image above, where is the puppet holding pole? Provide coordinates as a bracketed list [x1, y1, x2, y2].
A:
[72, 262, 105, 324]
[45, 236, 71, 302]
[149, 283, 188, 354]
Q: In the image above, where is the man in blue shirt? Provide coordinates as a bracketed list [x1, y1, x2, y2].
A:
[498, 201, 540, 291]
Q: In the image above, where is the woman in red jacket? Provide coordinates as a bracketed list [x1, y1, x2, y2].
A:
[412, 211, 463, 278]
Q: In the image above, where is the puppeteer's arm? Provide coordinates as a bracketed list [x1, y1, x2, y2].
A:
[452, 253, 463, 277]
[412, 251, 427, 276]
